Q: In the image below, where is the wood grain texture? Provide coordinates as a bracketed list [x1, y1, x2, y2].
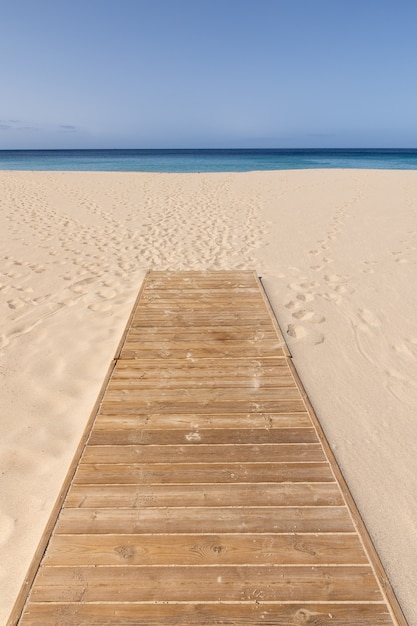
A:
[17, 603, 397, 626]
[44, 533, 368, 566]
[64, 482, 343, 508]
[80, 443, 326, 464]
[32, 565, 382, 603]
[55, 506, 353, 535]
[72, 461, 334, 484]
[93, 411, 313, 429]
[15, 271, 405, 626]
[88, 426, 318, 445]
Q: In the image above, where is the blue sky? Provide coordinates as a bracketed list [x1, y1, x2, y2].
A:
[1, 0, 417, 149]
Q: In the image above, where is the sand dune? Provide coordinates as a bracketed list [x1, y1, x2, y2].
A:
[1, 169, 416, 624]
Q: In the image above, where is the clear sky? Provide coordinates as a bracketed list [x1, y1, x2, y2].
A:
[1, 0, 417, 149]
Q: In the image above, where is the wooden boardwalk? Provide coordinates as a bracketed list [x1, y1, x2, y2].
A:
[12, 271, 406, 625]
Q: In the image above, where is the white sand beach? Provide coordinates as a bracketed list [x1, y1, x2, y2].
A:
[1, 169, 416, 624]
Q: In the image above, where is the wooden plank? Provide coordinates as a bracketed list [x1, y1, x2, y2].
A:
[146, 272, 259, 283]
[73, 462, 334, 485]
[146, 282, 262, 290]
[133, 295, 270, 308]
[132, 315, 275, 326]
[139, 295, 266, 304]
[17, 603, 397, 626]
[64, 482, 344, 508]
[143, 282, 264, 289]
[125, 329, 278, 341]
[93, 412, 313, 429]
[80, 443, 326, 464]
[43, 533, 368, 566]
[30, 565, 382, 603]
[108, 376, 297, 389]
[55, 507, 352, 534]
[120, 345, 288, 359]
[103, 387, 301, 403]
[88, 426, 318, 445]
[142, 286, 264, 294]
[112, 357, 291, 374]
[98, 399, 306, 414]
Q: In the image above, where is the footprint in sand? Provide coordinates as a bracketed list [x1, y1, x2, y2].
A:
[292, 309, 325, 324]
[322, 292, 340, 301]
[7, 298, 25, 310]
[334, 284, 355, 295]
[362, 261, 377, 274]
[288, 281, 319, 292]
[300, 281, 320, 289]
[391, 249, 413, 264]
[358, 308, 380, 328]
[310, 257, 333, 271]
[88, 302, 113, 313]
[324, 273, 350, 286]
[287, 324, 307, 339]
[285, 282, 319, 315]
[287, 323, 325, 345]
[296, 293, 314, 302]
[97, 288, 117, 299]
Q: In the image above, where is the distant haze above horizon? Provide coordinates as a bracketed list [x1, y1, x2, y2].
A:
[2, 0, 417, 150]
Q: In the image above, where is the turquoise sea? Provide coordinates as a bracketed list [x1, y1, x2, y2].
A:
[1, 149, 417, 172]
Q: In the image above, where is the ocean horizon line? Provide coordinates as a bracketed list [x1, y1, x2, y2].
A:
[2, 147, 417, 172]
[2, 147, 417, 152]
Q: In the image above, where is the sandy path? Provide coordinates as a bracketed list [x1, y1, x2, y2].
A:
[0, 170, 416, 624]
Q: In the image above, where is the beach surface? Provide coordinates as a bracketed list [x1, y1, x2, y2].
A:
[1, 169, 416, 624]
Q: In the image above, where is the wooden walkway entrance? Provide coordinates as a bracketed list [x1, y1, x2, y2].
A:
[12, 271, 406, 625]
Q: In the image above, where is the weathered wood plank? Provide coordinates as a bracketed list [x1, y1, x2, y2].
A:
[55, 506, 352, 534]
[145, 280, 255, 286]
[99, 399, 307, 414]
[126, 327, 277, 339]
[107, 376, 296, 390]
[88, 427, 318, 445]
[142, 287, 263, 295]
[93, 412, 313, 430]
[30, 565, 382, 603]
[139, 296, 266, 305]
[134, 298, 272, 305]
[44, 533, 368, 566]
[73, 462, 334, 484]
[80, 443, 326, 464]
[112, 358, 290, 376]
[103, 387, 300, 403]
[120, 345, 288, 359]
[64, 482, 343, 508]
[132, 315, 275, 326]
[122, 336, 284, 346]
[147, 269, 258, 278]
[17, 603, 397, 626]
